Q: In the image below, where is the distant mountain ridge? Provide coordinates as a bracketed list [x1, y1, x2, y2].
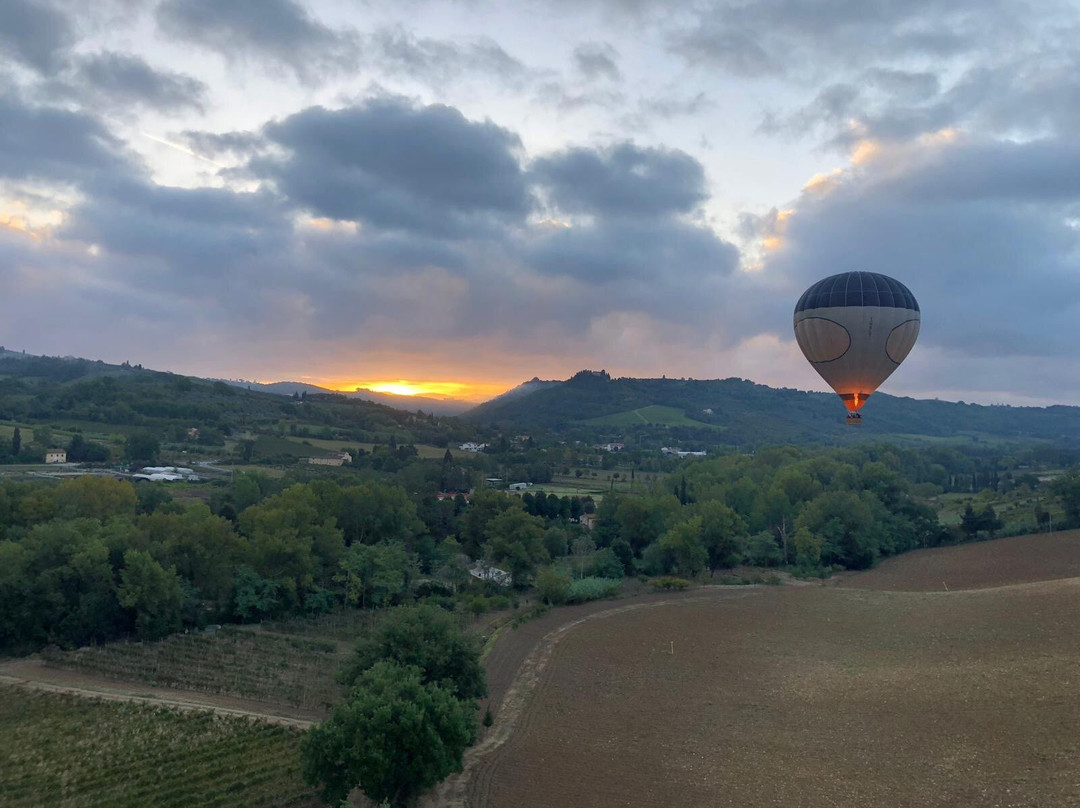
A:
[216, 379, 473, 416]
[463, 370, 1080, 446]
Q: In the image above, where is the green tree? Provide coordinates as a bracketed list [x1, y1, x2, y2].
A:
[124, 432, 160, 466]
[233, 565, 282, 621]
[796, 491, 877, 569]
[461, 489, 518, 557]
[53, 476, 138, 522]
[32, 425, 53, 449]
[302, 661, 475, 807]
[10, 427, 20, 456]
[337, 541, 416, 609]
[1052, 469, 1080, 526]
[570, 535, 596, 579]
[484, 507, 549, 585]
[697, 501, 746, 574]
[432, 538, 470, 593]
[339, 605, 486, 700]
[609, 538, 634, 575]
[659, 518, 708, 577]
[117, 549, 184, 639]
[792, 526, 822, 568]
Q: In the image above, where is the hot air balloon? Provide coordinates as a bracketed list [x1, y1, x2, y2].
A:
[793, 271, 920, 424]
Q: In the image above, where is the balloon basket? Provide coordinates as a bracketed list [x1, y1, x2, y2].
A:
[846, 413, 862, 426]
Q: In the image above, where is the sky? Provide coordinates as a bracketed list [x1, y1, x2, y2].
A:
[2, 0, 1079, 404]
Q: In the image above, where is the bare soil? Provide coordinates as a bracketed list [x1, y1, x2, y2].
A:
[461, 534, 1080, 808]
[839, 529, 1080, 591]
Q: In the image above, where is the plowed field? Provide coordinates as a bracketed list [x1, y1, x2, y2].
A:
[839, 529, 1080, 591]
[470, 533, 1080, 807]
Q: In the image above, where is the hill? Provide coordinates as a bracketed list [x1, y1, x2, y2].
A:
[464, 369, 1080, 447]
[217, 379, 473, 416]
[0, 351, 472, 460]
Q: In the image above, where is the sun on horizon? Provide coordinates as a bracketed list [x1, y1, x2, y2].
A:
[320, 379, 511, 401]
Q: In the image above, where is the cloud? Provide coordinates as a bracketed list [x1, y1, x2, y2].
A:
[155, 0, 358, 82]
[253, 97, 531, 237]
[0, 0, 73, 74]
[573, 42, 621, 82]
[52, 52, 208, 114]
[531, 142, 707, 218]
[178, 129, 266, 160]
[525, 217, 739, 285]
[669, 27, 778, 78]
[760, 135, 1080, 374]
[366, 26, 532, 89]
[0, 91, 132, 185]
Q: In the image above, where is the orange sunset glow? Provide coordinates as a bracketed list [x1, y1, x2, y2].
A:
[324, 379, 511, 401]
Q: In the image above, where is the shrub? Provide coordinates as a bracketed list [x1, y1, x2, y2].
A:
[565, 577, 622, 604]
[588, 547, 624, 579]
[536, 566, 571, 605]
[648, 576, 690, 591]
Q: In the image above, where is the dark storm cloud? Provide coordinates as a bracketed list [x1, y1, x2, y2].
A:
[573, 42, 621, 82]
[531, 142, 707, 218]
[156, 0, 358, 82]
[0, 92, 131, 184]
[55, 52, 208, 114]
[762, 136, 1080, 363]
[0, 0, 73, 74]
[253, 98, 531, 237]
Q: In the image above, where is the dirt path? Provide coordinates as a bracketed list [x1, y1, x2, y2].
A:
[0, 658, 320, 728]
[423, 586, 765, 808]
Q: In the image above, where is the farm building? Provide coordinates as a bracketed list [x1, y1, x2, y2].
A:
[308, 452, 352, 466]
[459, 442, 487, 452]
[469, 561, 512, 587]
[45, 449, 67, 464]
[509, 482, 532, 491]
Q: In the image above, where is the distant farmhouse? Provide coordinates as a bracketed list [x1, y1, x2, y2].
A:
[308, 452, 352, 467]
[469, 561, 512, 587]
[661, 447, 707, 458]
[45, 449, 67, 464]
[596, 442, 625, 453]
[459, 442, 487, 453]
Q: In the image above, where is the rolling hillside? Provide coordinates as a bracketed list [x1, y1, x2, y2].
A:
[464, 369, 1080, 447]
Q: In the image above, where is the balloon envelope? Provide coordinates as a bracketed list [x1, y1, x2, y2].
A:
[793, 272, 920, 413]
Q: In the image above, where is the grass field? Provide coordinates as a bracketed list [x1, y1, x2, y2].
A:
[581, 404, 713, 428]
[42, 627, 345, 710]
[0, 685, 320, 808]
[472, 531, 1080, 807]
[284, 435, 449, 459]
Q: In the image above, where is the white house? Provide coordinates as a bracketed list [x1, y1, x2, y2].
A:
[45, 449, 67, 464]
[469, 561, 512, 587]
[308, 452, 352, 467]
[459, 442, 488, 453]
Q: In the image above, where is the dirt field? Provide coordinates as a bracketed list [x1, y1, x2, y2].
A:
[839, 529, 1080, 591]
[467, 536, 1080, 807]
